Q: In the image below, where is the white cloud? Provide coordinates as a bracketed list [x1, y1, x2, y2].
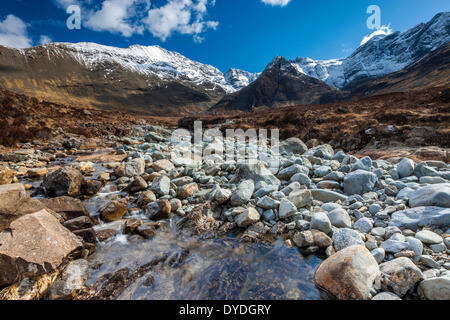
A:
[144, 0, 218, 42]
[39, 35, 53, 45]
[360, 25, 393, 46]
[85, 0, 142, 37]
[0, 14, 32, 48]
[260, 0, 291, 7]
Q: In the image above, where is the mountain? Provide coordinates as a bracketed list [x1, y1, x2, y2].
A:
[224, 69, 260, 91]
[288, 12, 450, 89]
[348, 42, 450, 98]
[211, 56, 343, 112]
[0, 42, 254, 115]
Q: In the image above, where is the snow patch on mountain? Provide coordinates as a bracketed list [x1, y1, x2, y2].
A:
[225, 68, 260, 91]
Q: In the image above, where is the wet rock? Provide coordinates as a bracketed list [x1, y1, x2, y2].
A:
[145, 200, 171, 221]
[409, 184, 450, 208]
[115, 158, 145, 177]
[0, 165, 15, 185]
[235, 207, 260, 228]
[343, 170, 377, 196]
[0, 210, 83, 286]
[230, 180, 255, 206]
[279, 137, 308, 155]
[151, 175, 170, 196]
[99, 200, 128, 222]
[136, 190, 157, 208]
[379, 257, 424, 297]
[418, 277, 450, 300]
[333, 228, 365, 251]
[311, 211, 332, 234]
[177, 183, 199, 199]
[169, 199, 182, 212]
[40, 196, 90, 221]
[397, 158, 415, 178]
[136, 222, 160, 239]
[328, 208, 352, 228]
[42, 168, 84, 197]
[389, 207, 450, 231]
[415, 230, 443, 245]
[46, 259, 89, 300]
[81, 179, 104, 197]
[125, 176, 148, 194]
[288, 189, 312, 208]
[315, 245, 380, 300]
[73, 228, 96, 244]
[372, 292, 401, 300]
[63, 216, 94, 231]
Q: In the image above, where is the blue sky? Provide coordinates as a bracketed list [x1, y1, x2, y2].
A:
[0, 0, 449, 73]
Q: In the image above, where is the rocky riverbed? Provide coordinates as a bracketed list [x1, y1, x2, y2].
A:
[0, 124, 449, 300]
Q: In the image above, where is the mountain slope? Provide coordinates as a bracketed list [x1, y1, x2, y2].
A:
[292, 12, 450, 88]
[0, 43, 257, 115]
[347, 42, 450, 98]
[212, 57, 343, 112]
[225, 69, 260, 91]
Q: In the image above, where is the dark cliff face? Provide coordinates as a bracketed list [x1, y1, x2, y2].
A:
[212, 57, 343, 112]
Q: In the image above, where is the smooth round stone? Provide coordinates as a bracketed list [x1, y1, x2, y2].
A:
[371, 248, 386, 264]
[321, 202, 341, 212]
[369, 203, 381, 215]
[354, 217, 373, 234]
[444, 237, 450, 249]
[314, 166, 332, 178]
[406, 236, 423, 256]
[390, 233, 406, 242]
[415, 230, 443, 244]
[419, 176, 447, 184]
[371, 227, 386, 237]
[420, 255, 440, 269]
[310, 212, 332, 234]
[327, 208, 352, 228]
[372, 292, 401, 300]
[397, 158, 415, 178]
[349, 202, 363, 210]
[429, 243, 446, 253]
[380, 240, 409, 253]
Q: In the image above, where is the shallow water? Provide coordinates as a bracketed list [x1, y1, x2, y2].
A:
[87, 230, 325, 300]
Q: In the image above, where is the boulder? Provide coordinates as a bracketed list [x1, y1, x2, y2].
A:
[389, 207, 450, 231]
[327, 208, 352, 228]
[145, 200, 171, 221]
[397, 158, 415, 178]
[333, 228, 365, 251]
[151, 175, 171, 196]
[114, 158, 145, 177]
[0, 210, 83, 286]
[379, 257, 424, 297]
[230, 180, 255, 206]
[311, 212, 332, 234]
[235, 207, 260, 228]
[152, 159, 175, 172]
[277, 165, 309, 180]
[288, 189, 312, 208]
[39, 196, 89, 221]
[343, 170, 377, 195]
[354, 217, 373, 234]
[310, 189, 348, 202]
[278, 198, 297, 219]
[125, 176, 148, 193]
[279, 137, 308, 155]
[0, 165, 15, 185]
[409, 184, 450, 208]
[314, 245, 380, 300]
[81, 179, 104, 197]
[46, 259, 90, 300]
[42, 168, 84, 197]
[177, 183, 199, 199]
[99, 200, 128, 222]
[230, 162, 280, 187]
[136, 190, 157, 208]
[0, 183, 48, 230]
[418, 277, 450, 300]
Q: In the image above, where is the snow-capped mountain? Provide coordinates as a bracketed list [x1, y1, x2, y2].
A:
[291, 12, 450, 88]
[45, 42, 248, 93]
[224, 68, 260, 91]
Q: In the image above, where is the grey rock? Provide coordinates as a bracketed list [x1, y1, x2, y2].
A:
[310, 189, 347, 202]
[380, 240, 409, 253]
[278, 198, 297, 219]
[310, 212, 332, 234]
[332, 228, 365, 251]
[288, 189, 312, 208]
[372, 292, 401, 300]
[420, 255, 440, 269]
[344, 170, 378, 195]
[371, 248, 386, 264]
[409, 183, 450, 208]
[235, 207, 260, 228]
[151, 175, 170, 196]
[230, 162, 280, 187]
[397, 158, 415, 178]
[379, 257, 423, 297]
[230, 180, 255, 206]
[328, 208, 352, 228]
[279, 137, 308, 155]
[354, 217, 373, 234]
[389, 206, 450, 231]
[405, 236, 423, 256]
[418, 277, 450, 300]
[256, 196, 280, 210]
[415, 230, 443, 244]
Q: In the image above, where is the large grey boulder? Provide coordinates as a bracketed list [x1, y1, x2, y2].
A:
[0, 210, 83, 286]
[311, 211, 332, 234]
[332, 228, 365, 251]
[418, 277, 450, 300]
[389, 207, 450, 231]
[279, 137, 308, 155]
[409, 184, 450, 208]
[230, 180, 255, 206]
[230, 162, 280, 187]
[343, 170, 378, 195]
[397, 158, 415, 178]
